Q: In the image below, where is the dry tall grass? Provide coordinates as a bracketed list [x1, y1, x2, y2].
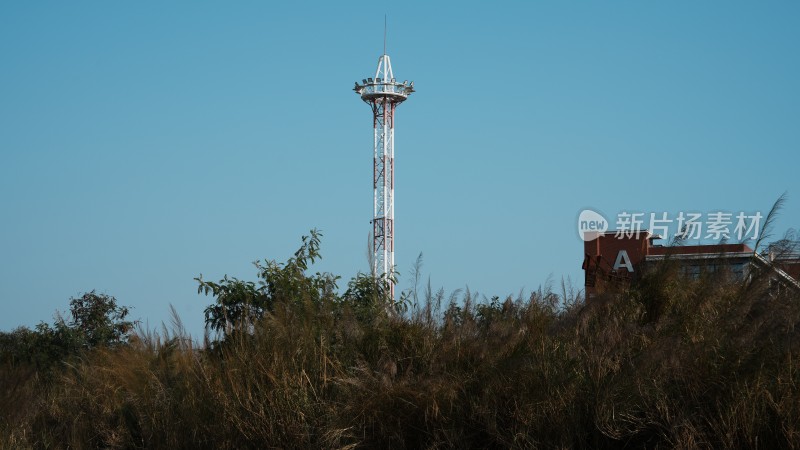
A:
[2, 260, 800, 449]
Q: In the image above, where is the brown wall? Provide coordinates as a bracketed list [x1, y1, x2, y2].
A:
[583, 232, 756, 297]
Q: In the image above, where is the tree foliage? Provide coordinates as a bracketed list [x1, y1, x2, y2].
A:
[0, 291, 136, 373]
[66, 291, 136, 349]
[196, 229, 342, 337]
[195, 230, 406, 343]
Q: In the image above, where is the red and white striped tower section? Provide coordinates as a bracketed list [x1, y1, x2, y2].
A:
[354, 54, 414, 298]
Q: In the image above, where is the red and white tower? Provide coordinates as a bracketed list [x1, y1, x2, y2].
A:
[354, 53, 414, 297]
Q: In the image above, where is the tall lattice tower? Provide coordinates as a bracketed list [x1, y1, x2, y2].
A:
[353, 52, 414, 297]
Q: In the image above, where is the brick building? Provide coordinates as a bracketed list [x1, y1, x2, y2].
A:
[582, 231, 800, 298]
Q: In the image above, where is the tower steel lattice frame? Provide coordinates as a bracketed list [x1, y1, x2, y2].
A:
[354, 54, 414, 297]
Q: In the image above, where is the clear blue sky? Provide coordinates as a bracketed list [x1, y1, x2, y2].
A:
[1, 2, 798, 337]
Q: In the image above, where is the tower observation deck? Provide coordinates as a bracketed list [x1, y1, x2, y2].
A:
[354, 54, 414, 297]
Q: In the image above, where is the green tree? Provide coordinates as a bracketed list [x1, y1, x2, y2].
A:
[196, 229, 340, 338]
[341, 271, 396, 322]
[66, 291, 137, 349]
[0, 292, 135, 373]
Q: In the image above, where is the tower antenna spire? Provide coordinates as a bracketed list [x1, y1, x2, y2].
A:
[353, 27, 415, 300]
